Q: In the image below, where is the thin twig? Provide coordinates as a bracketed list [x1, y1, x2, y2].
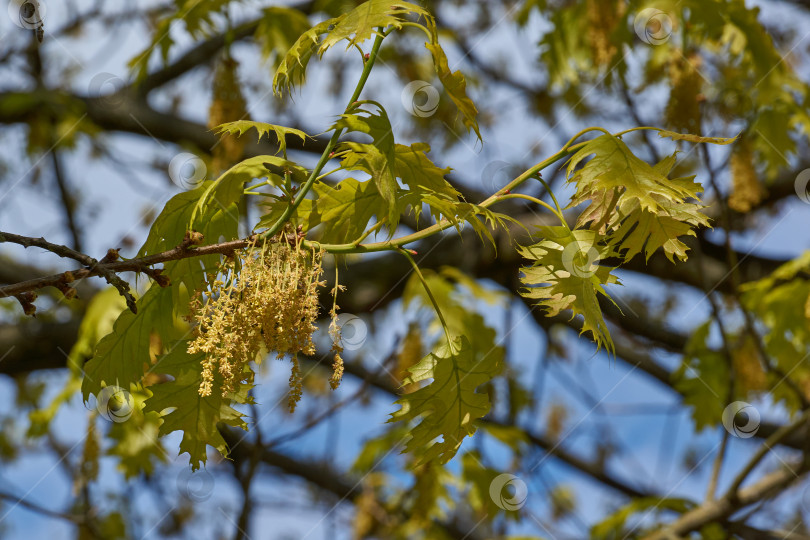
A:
[0, 490, 85, 524]
[50, 150, 82, 251]
[0, 234, 254, 300]
[725, 409, 810, 496]
[0, 230, 137, 311]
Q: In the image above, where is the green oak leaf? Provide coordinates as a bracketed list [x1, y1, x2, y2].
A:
[390, 335, 501, 465]
[213, 121, 311, 156]
[425, 18, 481, 141]
[81, 284, 175, 400]
[311, 178, 384, 243]
[144, 343, 251, 470]
[334, 104, 398, 227]
[318, 0, 428, 53]
[106, 389, 167, 478]
[518, 226, 619, 352]
[672, 320, 728, 430]
[273, 16, 344, 95]
[567, 136, 710, 262]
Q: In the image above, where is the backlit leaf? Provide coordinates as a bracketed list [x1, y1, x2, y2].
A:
[424, 18, 481, 141]
[318, 0, 428, 53]
[214, 121, 311, 156]
[657, 130, 738, 145]
[518, 226, 619, 352]
[144, 343, 251, 470]
[567, 135, 710, 262]
[390, 335, 501, 465]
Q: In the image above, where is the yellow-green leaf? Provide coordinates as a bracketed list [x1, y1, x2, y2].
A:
[425, 18, 481, 141]
[214, 121, 311, 156]
[144, 343, 251, 470]
[390, 335, 501, 465]
[657, 130, 738, 145]
[518, 226, 619, 352]
[318, 0, 428, 53]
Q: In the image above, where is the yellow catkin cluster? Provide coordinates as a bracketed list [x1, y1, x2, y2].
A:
[586, 0, 625, 67]
[729, 139, 766, 213]
[732, 336, 767, 392]
[665, 53, 703, 134]
[208, 55, 248, 174]
[188, 239, 325, 411]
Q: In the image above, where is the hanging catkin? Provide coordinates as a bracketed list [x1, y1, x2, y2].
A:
[209, 56, 248, 174]
[586, 0, 625, 67]
[729, 139, 766, 213]
[188, 238, 325, 412]
[665, 52, 703, 134]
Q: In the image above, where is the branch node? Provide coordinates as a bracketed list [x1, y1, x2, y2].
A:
[144, 267, 171, 288]
[99, 248, 120, 264]
[56, 282, 78, 300]
[182, 230, 205, 249]
[14, 292, 37, 316]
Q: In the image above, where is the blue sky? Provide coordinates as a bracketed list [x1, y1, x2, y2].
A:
[2, 0, 810, 538]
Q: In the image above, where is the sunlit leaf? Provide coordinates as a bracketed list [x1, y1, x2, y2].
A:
[518, 226, 619, 352]
[424, 18, 481, 141]
[214, 120, 311, 156]
[144, 343, 251, 470]
[390, 335, 502, 465]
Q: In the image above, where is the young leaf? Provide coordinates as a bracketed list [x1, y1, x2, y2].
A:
[334, 104, 398, 227]
[672, 320, 729, 430]
[192, 155, 307, 225]
[214, 121, 310, 156]
[339, 142, 400, 229]
[518, 226, 619, 352]
[656, 130, 738, 145]
[394, 142, 458, 199]
[255, 7, 311, 63]
[311, 178, 386, 243]
[128, 0, 234, 79]
[81, 284, 175, 400]
[424, 18, 481, 141]
[273, 16, 344, 95]
[138, 180, 239, 301]
[67, 287, 127, 370]
[390, 335, 501, 465]
[567, 135, 710, 262]
[257, 198, 315, 233]
[318, 0, 429, 53]
[106, 390, 167, 478]
[567, 135, 699, 215]
[144, 343, 251, 470]
[739, 251, 810, 410]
